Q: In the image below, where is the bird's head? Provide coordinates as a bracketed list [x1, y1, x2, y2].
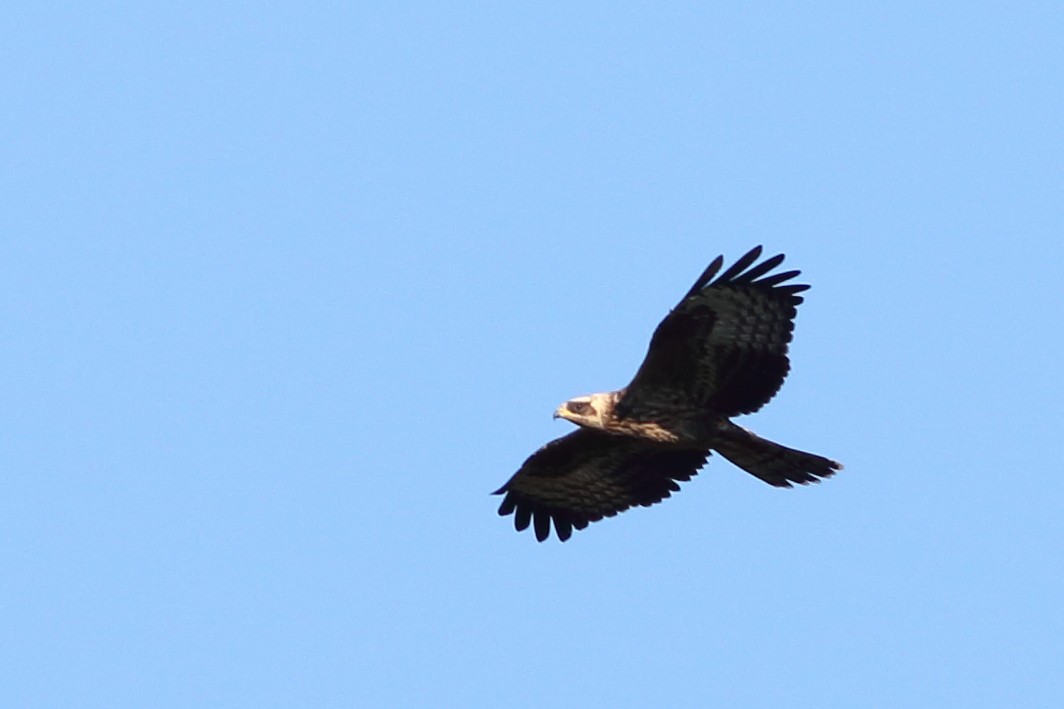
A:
[554, 392, 615, 429]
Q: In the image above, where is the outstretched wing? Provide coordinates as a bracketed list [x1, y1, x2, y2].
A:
[493, 428, 709, 542]
[617, 245, 809, 419]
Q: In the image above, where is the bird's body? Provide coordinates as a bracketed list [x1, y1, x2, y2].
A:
[494, 246, 841, 542]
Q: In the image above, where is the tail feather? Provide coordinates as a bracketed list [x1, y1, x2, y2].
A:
[714, 422, 842, 488]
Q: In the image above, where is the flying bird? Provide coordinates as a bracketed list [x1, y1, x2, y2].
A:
[493, 245, 841, 542]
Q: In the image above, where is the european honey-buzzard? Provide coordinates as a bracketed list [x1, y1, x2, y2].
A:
[493, 246, 841, 542]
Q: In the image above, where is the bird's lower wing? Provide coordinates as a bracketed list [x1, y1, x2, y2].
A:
[493, 428, 709, 542]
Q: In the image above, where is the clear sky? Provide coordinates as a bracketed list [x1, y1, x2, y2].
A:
[3, 3, 1062, 707]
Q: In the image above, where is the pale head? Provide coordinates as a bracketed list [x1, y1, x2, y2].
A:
[554, 392, 616, 430]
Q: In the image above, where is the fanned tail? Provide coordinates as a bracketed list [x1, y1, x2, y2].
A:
[714, 421, 842, 488]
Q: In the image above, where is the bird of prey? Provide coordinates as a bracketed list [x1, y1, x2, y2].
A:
[493, 246, 841, 542]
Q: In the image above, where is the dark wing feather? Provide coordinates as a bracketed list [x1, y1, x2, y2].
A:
[493, 429, 709, 542]
[617, 246, 809, 419]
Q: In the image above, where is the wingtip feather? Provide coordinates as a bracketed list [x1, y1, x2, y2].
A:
[533, 510, 551, 542]
[685, 255, 725, 298]
[714, 245, 764, 284]
[735, 252, 785, 283]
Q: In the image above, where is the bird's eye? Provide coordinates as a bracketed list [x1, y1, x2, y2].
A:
[567, 401, 592, 415]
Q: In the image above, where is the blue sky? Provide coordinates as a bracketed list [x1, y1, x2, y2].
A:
[3, 3, 1062, 707]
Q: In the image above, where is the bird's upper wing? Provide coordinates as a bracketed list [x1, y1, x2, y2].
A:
[493, 428, 709, 542]
[616, 246, 809, 419]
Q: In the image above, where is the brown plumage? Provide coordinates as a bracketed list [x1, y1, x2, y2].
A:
[494, 246, 841, 542]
